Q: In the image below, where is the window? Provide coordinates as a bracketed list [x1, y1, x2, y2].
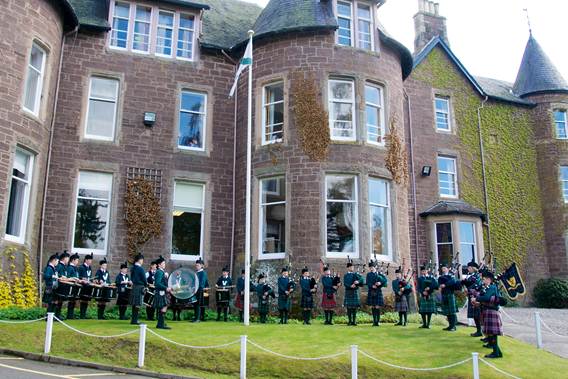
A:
[177, 14, 195, 60]
[132, 5, 151, 52]
[438, 155, 458, 198]
[369, 178, 391, 259]
[326, 175, 358, 257]
[336, 1, 374, 50]
[555, 110, 567, 139]
[560, 166, 568, 203]
[73, 171, 113, 255]
[259, 177, 286, 259]
[23, 42, 46, 116]
[5, 149, 34, 243]
[435, 96, 450, 131]
[459, 222, 476, 265]
[365, 84, 384, 144]
[178, 90, 206, 151]
[329, 79, 355, 141]
[85, 77, 119, 141]
[172, 181, 204, 260]
[435, 222, 453, 266]
[110, 2, 130, 49]
[156, 10, 174, 57]
[262, 82, 284, 144]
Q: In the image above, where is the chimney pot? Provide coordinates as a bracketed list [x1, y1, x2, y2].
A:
[429, 1, 435, 14]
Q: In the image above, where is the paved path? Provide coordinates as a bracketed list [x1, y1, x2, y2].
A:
[458, 307, 568, 359]
[0, 354, 152, 379]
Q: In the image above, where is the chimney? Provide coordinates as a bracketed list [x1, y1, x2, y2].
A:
[413, 0, 449, 53]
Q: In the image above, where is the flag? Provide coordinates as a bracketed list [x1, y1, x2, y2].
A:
[498, 262, 526, 300]
[229, 37, 253, 97]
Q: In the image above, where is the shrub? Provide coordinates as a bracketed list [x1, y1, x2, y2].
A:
[533, 278, 568, 309]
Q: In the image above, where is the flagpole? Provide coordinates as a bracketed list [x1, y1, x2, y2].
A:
[244, 30, 254, 326]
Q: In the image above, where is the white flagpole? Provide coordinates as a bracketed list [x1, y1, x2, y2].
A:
[244, 30, 254, 326]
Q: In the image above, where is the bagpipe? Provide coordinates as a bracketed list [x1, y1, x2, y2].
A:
[480, 254, 526, 301]
[397, 266, 414, 297]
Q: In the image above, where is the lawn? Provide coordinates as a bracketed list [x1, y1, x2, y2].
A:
[0, 317, 566, 379]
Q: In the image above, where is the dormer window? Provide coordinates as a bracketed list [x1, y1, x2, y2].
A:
[335, 1, 375, 50]
[108, 1, 198, 61]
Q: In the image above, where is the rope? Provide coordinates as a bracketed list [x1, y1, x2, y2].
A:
[147, 329, 240, 349]
[480, 358, 522, 379]
[0, 317, 47, 324]
[500, 308, 522, 324]
[359, 350, 472, 371]
[247, 340, 347, 360]
[540, 318, 568, 338]
[53, 317, 139, 338]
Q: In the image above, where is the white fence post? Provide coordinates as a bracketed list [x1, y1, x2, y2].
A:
[240, 335, 247, 379]
[138, 324, 147, 368]
[44, 312, 54, 354]
[535, 311, 542, 349]
[472, 352, 480, 379]
[351, 345, 358, 379]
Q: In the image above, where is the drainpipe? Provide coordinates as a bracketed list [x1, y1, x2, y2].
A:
[37, 26, 78, 300]
[477, 96, 492, 259]
[226, 48, 237, 275]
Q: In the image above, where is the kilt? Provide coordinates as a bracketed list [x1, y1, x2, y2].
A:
[117, 292, 130, 306]
[467, 299, 481, 319]
[301, 294, 314, 309]
[42, 288, 54, 304]
[153, 291, 170, 309]
[366, 289, 384, 307]
[278, 296, 291, 311]
[441, 293, 458, 316]
[321, 293, 336, 309]
[344, 289, 360, 308]
[129, 285, 145, 307]
[394, 296, 408, 312]
[235, 293, 244, 310]
[258, 297, 270, 314]
[419, 295, 437, 313]
[482, 308, 503, 335]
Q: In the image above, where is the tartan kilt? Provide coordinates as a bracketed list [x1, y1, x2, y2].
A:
[419, 295, 437, 313]
[441, 293, 458, 316]
[42, 288, 54, 304]
[482, 308, 503, 335]
[301, 294, 314, 309]
[321, 293, 336, 309]
[394, 296, 409, 312]
[116, 292, 130, 306]
[366, 289, 384, 306]
[344, 289, 360, 308]
[467, 299, 481, 319]
[152, 291, 170, 309]
[129, 285, 145, 307]
[258, 297, 270, 314]
[278, 296, 291, 311]
[235, 293, 244, 310]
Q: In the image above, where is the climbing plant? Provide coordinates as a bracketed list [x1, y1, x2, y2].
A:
[0, 246, 39, 309]
[385, 115, 409, 186]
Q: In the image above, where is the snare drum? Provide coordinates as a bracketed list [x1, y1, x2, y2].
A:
[97, 286, 117, 302]
[81, 284, 101, 300]
[215, 288, 231, 304]
[202, 291, 210, 307]
[143, 289, 155, 307]
[55, 281, 76, 299]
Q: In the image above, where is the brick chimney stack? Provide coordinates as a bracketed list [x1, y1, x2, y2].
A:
[414, 0, 448, 53]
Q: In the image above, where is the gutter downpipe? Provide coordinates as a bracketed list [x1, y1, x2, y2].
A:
[477, 96, 492, 260]
[37, 25, 79, 300]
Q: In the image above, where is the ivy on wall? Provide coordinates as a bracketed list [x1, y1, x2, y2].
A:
[0, 247, 39, 308]
[385, 115, 409, 186]
[413, 48, 545, 270]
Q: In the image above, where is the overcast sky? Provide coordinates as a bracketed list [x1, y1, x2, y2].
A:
[242, 0, 567, 84]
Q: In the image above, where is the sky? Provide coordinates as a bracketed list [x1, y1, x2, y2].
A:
[242, 0, 568, 84]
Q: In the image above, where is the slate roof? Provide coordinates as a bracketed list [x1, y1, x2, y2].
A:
[420, 200, 486, 221]
[68, 0, 109, 30]
[513, 35, 568, 97]
[474, 76, 534, 106]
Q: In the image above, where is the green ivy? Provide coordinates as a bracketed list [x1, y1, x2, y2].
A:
[413, 48, 545, 271]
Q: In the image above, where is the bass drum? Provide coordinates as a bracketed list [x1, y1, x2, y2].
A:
[168, 267, 199, 300]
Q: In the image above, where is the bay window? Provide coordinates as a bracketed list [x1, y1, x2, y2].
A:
[336, 1, 375, 50]
[326, 175, 358, 257]
[555, 110, 567, 139]
[435, 222, 453, 266]
[329, 79, 356, 141]
[172, 181, 204, 260]
[459, 221, 476, 265]
[5, 149, 34, 243]
[369, 178, 391, 259]
[259, 177, 286, 259]
[365, 84, 384, 144]
[262, 82, 284, 144]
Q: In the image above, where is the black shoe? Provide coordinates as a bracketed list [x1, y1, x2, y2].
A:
[481, 337, 489, 342]
[471, 331, 483, 337]
[419, 325, 428, 329]
[395, 322, 403, 326]
[484, 352, 503, 359]
[158, 325, 172, 330]
[446, 327, 456, 331]
[443, 326, 452, 330]
[483, 343, 493, 349]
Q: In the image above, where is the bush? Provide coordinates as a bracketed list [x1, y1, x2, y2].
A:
[533, 278, 568, 309]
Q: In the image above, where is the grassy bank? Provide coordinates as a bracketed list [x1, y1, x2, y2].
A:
[0, 318, 566, 378]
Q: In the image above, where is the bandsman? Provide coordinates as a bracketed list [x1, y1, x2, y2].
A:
[343, 262, 364, 326]
[42, 254, 59, 315]
[77, 253, 93, 319]
[153, 255, 171, 329]
[192, 259, 209, 323]
[145, 260, 157, 321]
[417, 265, 438, 329]
[462, 261, 483, 337]
[473, 271, 503, 358]
[439, 263, 458, 331]
[66, 253, 80, 319]
[115, 262, 132, 320]
[215, 266, 233, 322]
[94, 258, 111, 320]
[299, 267, 317, 325]
[130, 254, 147, 325]
[366, 261, 388, 327]
[235, 269, 246, 322]
[277, 267, 294, 324]
[321, 265, 339, 325]
[256, 273, 274, 323]
[54, 251, 70, 320]
[392, 269, 412, 326]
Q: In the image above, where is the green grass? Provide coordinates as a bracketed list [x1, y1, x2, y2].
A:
[0, 317, 566, 378]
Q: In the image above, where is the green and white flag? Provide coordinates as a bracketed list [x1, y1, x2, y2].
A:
[229, 37, 253, 97]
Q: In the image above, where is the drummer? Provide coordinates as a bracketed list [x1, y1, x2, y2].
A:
[145, 260, 157, 321]
[130, 253, 147, 325]
[78, 253, 93, 319]
[192, 258, 209, 323]
[215, 266, 232, 322]
[65, 253, 80, 319]
[153, 255, 171, 329]
[54, 251, 70, 320]
[42, 253, 59, 316]
[115, 262, 132, 320]
[94, 258, 111, 320]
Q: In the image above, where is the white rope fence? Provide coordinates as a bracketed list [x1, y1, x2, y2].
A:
[540, 318, 568, 338]
[247, 339, 347, 360]
[147, 328, 240, 349]
[0, 316, 47, 323]
[499, 309, 568, 349]
[480, 358, 523, 379]
[359, 349, 472, 371]
[53, 316, 139, 339]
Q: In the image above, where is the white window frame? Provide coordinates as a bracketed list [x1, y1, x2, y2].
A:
[437, 155, 458, 198]
[435, 96, 451, 132]
[336, 1, 354, 47]
[4, 149, 34, 244]
[155, 10, 175, 58]
[328, 79, 356, 142]
[84, 76, 119, 141]
[434, 222, 453, 267]
[368, 178, 392, 261]
[132, 4, 152, 54]
[72, 171, 113, 256]
[22, 42, 47, 116]
[171, 181, 205, 261]
[325, 174, 359, 258]
[109, 1, 130, 50]
[561, 166, 568, 203]
[356, 3, 374, 50]
[178, 90, 207, 152]
[258, 177, 286, 260]
[261, 81, 284, 145]
[458, 221, 477, 265]
[176, 13, 196, 61]
[335, 0, 375, 51]
[555, 110, 567, 140]
[365, 84, 385, 145]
